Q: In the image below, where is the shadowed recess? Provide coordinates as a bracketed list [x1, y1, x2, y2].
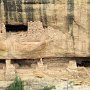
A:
[6, 24, 27, 32]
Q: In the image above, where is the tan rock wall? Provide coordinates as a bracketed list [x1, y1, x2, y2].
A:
[0, 0, 90, 58]
[0, 0, 67, 31]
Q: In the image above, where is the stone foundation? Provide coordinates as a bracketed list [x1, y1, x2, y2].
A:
[0, 58, 70, 81]
[68, 60, 77, 70]
[0, 58, 89, 90]
[5, 59, 15, 81]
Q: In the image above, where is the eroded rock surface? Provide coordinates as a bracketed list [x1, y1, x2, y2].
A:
[0, 21, 89, 59]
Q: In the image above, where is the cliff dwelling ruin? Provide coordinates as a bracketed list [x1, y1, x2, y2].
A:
[0, 0, 90, 88]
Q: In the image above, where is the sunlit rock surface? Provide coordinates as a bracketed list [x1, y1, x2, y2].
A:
[0, 0, 90, 59]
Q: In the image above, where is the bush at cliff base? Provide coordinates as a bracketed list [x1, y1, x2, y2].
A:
[6, 76, 24, 90]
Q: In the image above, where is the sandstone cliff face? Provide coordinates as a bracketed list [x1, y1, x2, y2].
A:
[0, 21, 89, 59]
[0, 0, 67, 30]
[0, 0, 90, 59]
[0, 0, 88, 32]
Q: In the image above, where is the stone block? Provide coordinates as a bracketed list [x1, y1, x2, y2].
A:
[68, 60, 77, 70]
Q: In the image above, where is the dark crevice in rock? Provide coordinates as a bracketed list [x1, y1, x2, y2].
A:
[6, 24, 27, 32]
[67, 0, 75, 54]
[23, 0, 51, 4]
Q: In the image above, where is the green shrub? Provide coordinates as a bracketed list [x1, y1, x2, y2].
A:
[6, 76, 24, 90]
[39, 86, 55, 90]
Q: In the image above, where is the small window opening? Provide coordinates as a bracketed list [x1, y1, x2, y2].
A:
[1, 31, 2, 33]
[6, 24, 27, 32]
[0, 59, 5, 69]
